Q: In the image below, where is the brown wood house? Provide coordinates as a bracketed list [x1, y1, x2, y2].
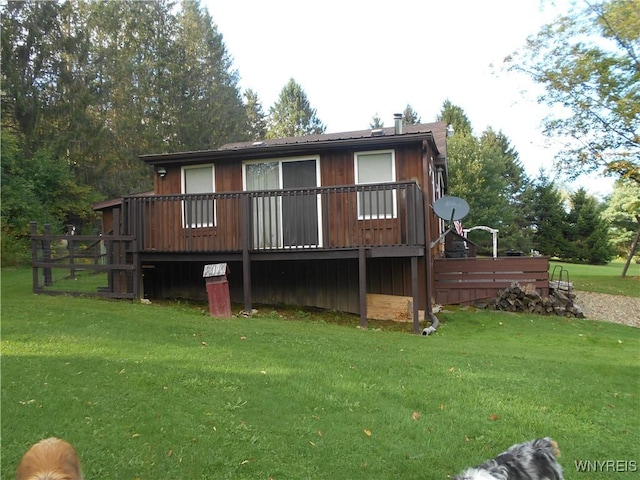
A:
[94, 120, 450, 331]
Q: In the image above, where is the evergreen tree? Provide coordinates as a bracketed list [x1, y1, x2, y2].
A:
[437, 99, 472, 135]
[244, 89, 267, 141]
[527, 171, 570, 258]
[266, 78, 326, 138]
[173, 0, 247, 150]
[439, 101, 533, 254]
[402, 104, 421, 124]
[477, 129, 533, 252]
[566, 188, 614, 264]
[369, 113, 384, 129]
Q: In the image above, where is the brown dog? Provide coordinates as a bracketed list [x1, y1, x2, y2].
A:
[16, 437, 83, 480]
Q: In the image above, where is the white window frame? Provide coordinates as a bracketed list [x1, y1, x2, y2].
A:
[354, 149, 397, 220]
[181, 164, 216, 228]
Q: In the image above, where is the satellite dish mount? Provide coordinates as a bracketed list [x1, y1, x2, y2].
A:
[430, 196, 470, 248]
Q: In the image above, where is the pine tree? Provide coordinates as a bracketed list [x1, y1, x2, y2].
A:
[527, 171, 570, 258]
[567, 188, 614, 264]
[440, 101, 533, 254]
[402, 104, 421, 124]
[437, 99, 472, 135]
[266, 78, 326, 138]
[369, 113, 384, 129]
[244, 89, 267, 141]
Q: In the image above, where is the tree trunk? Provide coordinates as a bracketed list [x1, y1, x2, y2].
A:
[621, 215, 640, 278]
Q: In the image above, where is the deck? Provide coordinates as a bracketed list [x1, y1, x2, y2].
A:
[32, 182, 430, 332]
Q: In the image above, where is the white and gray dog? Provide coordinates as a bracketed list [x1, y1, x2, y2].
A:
[454, 438, 564, 480]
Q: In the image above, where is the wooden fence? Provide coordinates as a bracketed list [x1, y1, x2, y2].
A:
[434, 256, 550, 305]
[30, 222, 138, 299]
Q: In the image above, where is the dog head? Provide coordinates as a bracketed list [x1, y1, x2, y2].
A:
[16, 437, 83, 480]
[453, 438, 563, 480]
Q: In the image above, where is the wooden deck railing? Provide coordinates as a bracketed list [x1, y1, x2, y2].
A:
[123, 182, 425, 254]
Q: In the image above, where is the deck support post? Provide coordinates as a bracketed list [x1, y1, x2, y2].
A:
[411, 256, 420, 334]
[242, 249, 251, 312]
[358, 248, 367, 328]
[242, 195, 252, 312]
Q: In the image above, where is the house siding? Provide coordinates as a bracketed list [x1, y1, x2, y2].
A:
[142, 256, 425, 314]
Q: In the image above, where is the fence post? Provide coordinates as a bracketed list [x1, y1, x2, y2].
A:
[30, 222, 40, 292]
[43, 224, 53, 286]
[67, 224, 76, 279]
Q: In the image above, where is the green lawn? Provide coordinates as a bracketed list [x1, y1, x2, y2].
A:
[1, 268, 638, 479]
[549, 260, 640, 297]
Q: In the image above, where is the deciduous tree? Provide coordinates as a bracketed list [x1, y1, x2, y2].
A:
[505, 0, 640, 184]
[602, 179, 640, 275]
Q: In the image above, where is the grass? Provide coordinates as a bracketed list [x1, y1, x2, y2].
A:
[2, 268, 639, 479]
[549, 260, 640, 297]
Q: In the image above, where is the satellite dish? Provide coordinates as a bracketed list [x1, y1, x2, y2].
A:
[433, 196, 470, 222]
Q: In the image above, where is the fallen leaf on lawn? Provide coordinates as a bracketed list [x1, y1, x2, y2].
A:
[439, 404, 446, 410]
[167, 449, 173, 457]
[448, 367, 455, 373]
[412, 411, 421, 421]
[240, 336, 247, 340]
[240, 459, 250, 465]
[489, 414, 499, 421]
[119, 369, 126, 374]
[464, 435, 471, 442]
[363, 429, 372, 437]
[309, 441, 316, 446]
[201, 341, 208, 346]
[131, 433, 141, 438]
[317, 430, 323, 438]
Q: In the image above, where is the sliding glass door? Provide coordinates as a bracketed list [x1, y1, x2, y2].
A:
[244, 158, 320, 249]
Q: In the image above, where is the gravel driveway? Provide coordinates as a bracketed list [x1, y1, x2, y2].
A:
[573, 291, 640, 328]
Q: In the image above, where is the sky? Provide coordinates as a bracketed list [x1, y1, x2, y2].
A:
[202, 0, 615, 198]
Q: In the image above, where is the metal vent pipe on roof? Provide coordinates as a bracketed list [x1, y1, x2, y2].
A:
[394, 113, 403, 135]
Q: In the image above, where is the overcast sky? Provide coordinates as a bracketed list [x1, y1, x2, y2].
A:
[202, 0, 614, 197]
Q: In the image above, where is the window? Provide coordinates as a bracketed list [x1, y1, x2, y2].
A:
[182, 165, 215, 228]
[355, 150, 396, 219]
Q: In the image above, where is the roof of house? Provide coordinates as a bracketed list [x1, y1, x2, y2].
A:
[92, 191, 153, 211]
[141, 121, 448, 166]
